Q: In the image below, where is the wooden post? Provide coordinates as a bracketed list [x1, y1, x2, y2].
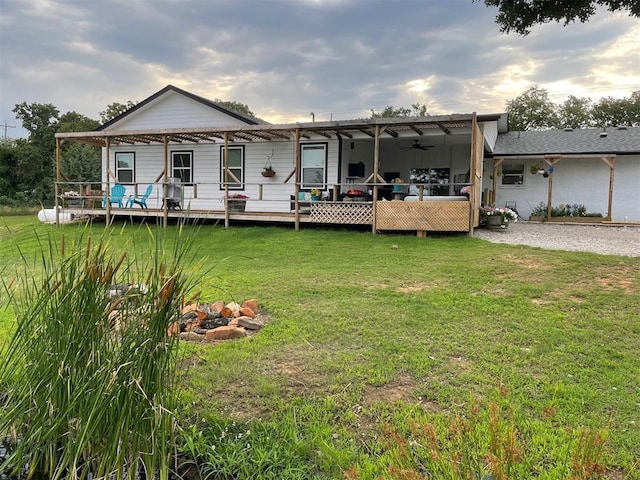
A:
[105, 138, 111, 225]
[604, 156, 615, 220]
[163, 135, 169, 228]
[54, 138, 61, 225]
[294, 128, 301, 231]
[546, 172, 553, 221]
[469, 113, 477, 236]
[224, 132, 230, 228]
[372, 125, 380, 234]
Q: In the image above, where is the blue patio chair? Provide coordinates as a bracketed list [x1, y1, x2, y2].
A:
[102, 184, 126, 208]
[126, 184, 153, 209]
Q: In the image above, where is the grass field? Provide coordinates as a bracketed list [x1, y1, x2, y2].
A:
[0, 215, 638, 479]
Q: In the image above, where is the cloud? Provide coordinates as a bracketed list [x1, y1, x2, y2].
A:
[1, 0, 638, 138]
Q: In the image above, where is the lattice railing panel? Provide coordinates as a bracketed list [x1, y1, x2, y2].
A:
[310, 202, 373, 224]
[376, 201, 470, 231]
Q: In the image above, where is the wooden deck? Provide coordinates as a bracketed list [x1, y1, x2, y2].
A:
[62, 198, 473, 234]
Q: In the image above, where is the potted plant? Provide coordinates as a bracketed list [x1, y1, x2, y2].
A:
[310, 188, 321, 201]
[480, 206, 518, 228]
[391, 178, 403, 192]
[63, 190, 82, 207]
[227, 193, 249, 213]
[261, 165, 276, 177]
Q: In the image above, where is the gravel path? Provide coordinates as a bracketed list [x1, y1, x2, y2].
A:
[473, 222, 640, 257]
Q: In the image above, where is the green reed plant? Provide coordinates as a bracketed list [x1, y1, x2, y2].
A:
[0, 226, 197, 480]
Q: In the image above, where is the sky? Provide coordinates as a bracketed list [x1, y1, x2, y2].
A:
[1, 0, 639, 139]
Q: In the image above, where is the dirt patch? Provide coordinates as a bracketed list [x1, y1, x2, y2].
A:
[362, 375, 418, 406]
[397, 281, 432, 293]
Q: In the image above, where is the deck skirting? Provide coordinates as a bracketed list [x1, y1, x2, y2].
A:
[309, 202, 373, 225]
[376, 201, 470, 231]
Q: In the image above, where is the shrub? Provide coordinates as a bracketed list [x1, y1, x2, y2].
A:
[0, 229, 195, 479]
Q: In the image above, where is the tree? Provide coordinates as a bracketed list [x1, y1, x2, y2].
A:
[591, 90, 640, 127]
[99, 101, 137, 124]
[12, 102, 59, 150]
[506, 88, 640, 130]
[480, 0, 640, 35]
[58, 111, 102, 182]
[58, 111, 100, 133]
[372, 103, 429, 118]
[215, 99, 256, 118]
[506, 86, 560, 131]
[557, 95, 593, 129]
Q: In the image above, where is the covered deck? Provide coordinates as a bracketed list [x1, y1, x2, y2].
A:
[55, 114, 490, 235]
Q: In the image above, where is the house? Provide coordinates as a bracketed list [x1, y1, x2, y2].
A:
[56, 84, 508, 234]
[487, 127, 640, 222]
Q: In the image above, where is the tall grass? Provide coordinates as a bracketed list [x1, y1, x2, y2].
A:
[0, 226, 197, 479]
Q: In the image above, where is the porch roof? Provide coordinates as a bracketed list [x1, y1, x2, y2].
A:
[56, 113, 504, 147]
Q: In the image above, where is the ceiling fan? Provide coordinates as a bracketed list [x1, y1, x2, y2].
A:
[401, 139, 434, 151]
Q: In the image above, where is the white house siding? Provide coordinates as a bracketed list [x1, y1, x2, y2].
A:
[104, 137, 341, 213]
[104, 90, 251, 131]
[486, 156, 640, 222]
[482, 121, 498, 153]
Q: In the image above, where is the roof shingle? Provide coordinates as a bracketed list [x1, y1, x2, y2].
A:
[493, 127, 640, 156]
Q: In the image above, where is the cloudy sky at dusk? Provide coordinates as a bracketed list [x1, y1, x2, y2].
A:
[1, 0, 638, 138]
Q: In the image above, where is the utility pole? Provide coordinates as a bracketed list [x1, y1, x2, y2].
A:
[1, 122, 16, 139]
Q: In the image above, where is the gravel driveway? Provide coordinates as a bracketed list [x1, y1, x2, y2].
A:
[473, 222, 640, 257]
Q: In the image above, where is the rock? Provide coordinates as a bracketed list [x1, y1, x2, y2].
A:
[225, 302, 240, 316]
[239, 306, 256, 318]
[180, 331, 206, 342]
[205, 326, 247, 341]
[237, 316, 264, 331]
[167, 322, 180, 336]
[201, 317, 229, 329]
[241, 299, 259, 315]
[210, 300, 225, 314]
[182, 303, 199, 315]
[182, 318, 203, 332]
[227, 318, 239, 327]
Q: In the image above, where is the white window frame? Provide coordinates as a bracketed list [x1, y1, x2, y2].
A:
[115, 152, 135, 184]
[220, 145, 245, 190]
[171, 150, 193, 185]
[301, 143, 327, 189]
[501, 163, 525, 187]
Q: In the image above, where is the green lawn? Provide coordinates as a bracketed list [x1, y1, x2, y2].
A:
[1, 216, 638, 479]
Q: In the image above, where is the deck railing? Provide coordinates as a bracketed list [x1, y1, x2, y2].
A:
[54, 180, 473, 230]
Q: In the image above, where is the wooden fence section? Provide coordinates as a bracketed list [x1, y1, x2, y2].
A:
[376, 201, 470, 231]
[310, 202, 374, 225]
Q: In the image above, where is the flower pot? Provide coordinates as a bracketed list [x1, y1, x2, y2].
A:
[486, 215, 503, 228]
[392, 184, 402, 192]
[227, 199, 246, 213]
[261, 170, 276, 177]
[310, 195, 320, 201]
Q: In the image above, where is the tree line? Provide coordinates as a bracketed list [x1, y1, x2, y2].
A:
[0, 99, 253, 207]
[0, 89, 637, 207]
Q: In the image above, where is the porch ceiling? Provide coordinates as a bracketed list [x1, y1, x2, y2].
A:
[56, 113, 491, 147]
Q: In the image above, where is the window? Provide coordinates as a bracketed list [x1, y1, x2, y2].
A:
[171, 151, 193, 184]
[501, 164, 524, 186]
[220, 145, 245, 190]
[301, 143, 327, 188]
[115, 152, 135, 184]
[410, 168, 450, 195]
